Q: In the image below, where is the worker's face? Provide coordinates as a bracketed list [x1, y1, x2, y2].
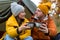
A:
[35, 8, 44, 18]
[18, 11, 26, 19]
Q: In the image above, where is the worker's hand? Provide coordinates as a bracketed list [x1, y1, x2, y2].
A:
[18, 23, 30, 32]
[39, 23, 48, 33]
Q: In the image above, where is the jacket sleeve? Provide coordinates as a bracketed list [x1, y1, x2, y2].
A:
[19, 18, 31, 39]
[48, 16, 57, 37]
[19, 29, 31, 39]
[6, 17, 19, 38]
[6, 24, 19, 38]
